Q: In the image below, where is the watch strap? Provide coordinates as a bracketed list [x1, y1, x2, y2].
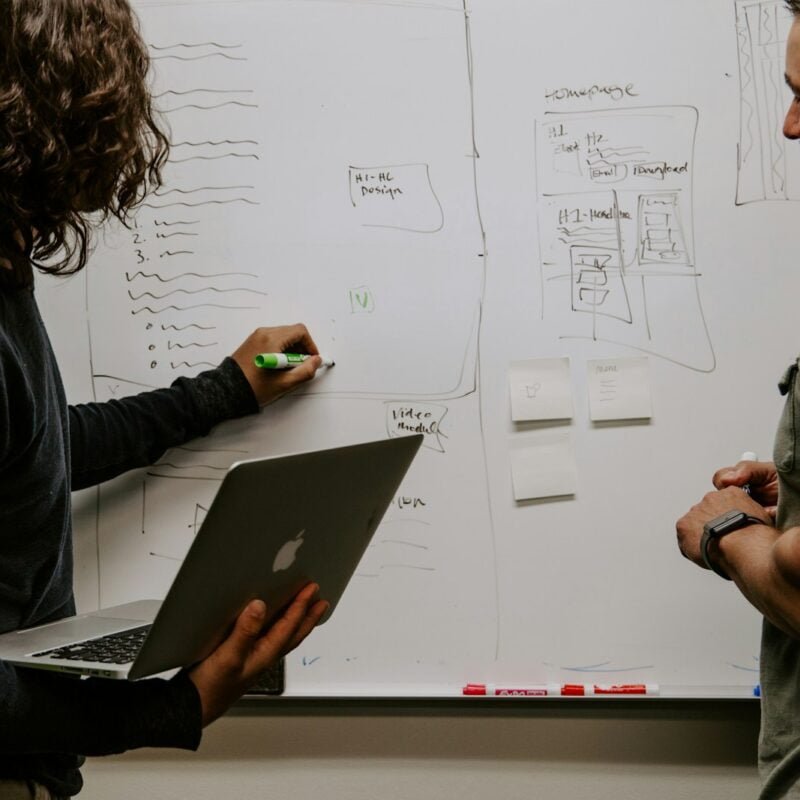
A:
[701, 513, 764, 581]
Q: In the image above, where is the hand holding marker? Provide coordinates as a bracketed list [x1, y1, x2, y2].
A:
[740, 451, 758, 495]
[254, 353, 336, 370]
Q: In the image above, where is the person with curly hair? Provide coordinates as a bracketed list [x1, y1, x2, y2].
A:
[0, 1, 329, 798]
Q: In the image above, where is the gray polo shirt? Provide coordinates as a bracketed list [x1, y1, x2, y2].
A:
[760, 357, 800, 797]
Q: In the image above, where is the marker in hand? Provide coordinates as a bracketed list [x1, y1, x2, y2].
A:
[740, 451, 758, 496]
[254, 353, 335, 370]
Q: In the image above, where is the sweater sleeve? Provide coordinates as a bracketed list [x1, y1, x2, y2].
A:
[0, 661, 202, 756]
[69, 358, 258, 490]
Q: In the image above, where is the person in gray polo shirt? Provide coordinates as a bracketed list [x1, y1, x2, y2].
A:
[677, 8, 800, 797]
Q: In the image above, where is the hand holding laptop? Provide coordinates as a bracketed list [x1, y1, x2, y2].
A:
[189, 583, 328, 726]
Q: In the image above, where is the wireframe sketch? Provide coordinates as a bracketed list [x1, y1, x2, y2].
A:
[535, 106, 715, 372]
[349, 164, 444, 233]
[89, 3, 483, 402]
[736, 0, 800, 203]
[87, 0, 499, 691]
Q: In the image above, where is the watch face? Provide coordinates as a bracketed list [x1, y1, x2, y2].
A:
[706, 510, 748, 537]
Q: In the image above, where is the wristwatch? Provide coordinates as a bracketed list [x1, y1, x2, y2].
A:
[701, 510, 765, 580]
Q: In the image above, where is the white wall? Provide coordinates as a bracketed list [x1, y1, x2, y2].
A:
[81, 702, 762, 800]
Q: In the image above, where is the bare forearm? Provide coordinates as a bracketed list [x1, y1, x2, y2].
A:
[717, 525, 800, 639]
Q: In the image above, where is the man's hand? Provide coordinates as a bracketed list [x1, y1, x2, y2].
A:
[676, 487, 771, 569]
[232, 324, 322, 407]
[188, 583, 328, 726]
[713, 458, 779, 519]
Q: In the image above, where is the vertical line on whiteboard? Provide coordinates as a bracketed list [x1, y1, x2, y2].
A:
[463, 0, 500, 660]
[687, 105, 717, 372]
[84, 264, 103, 610]
[533, 122, 545, 321]
[641, 277, 652, 341]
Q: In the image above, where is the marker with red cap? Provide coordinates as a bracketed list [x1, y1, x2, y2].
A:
[561, 683, 659, 696]
[463, 683, 560, 697]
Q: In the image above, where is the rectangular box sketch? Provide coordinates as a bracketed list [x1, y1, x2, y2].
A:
[85, 0, 500, 693]
[535, 106, 715, 373]
[736, 0, 800, 203]
[90, 0, 483, 404]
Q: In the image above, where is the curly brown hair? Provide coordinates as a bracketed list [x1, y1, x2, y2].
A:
[0, 0, 169, 282]
[788, 1, 800, 16]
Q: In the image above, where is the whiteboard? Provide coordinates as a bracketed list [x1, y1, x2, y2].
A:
[36, 0, 800, 698]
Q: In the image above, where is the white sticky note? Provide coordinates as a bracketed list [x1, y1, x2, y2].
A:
[509, 358, 573, 422]
[587, 357, 652, 421]
[510, 432, 577, 501]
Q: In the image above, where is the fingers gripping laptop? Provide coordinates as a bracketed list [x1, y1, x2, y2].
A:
[0, 435, 423, 680]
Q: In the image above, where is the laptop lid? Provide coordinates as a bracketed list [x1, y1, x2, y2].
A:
[0, 435, 422, 680]
[128, 433, 423, 679]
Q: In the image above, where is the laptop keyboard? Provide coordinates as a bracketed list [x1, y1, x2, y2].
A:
[30, 624, 152, 664]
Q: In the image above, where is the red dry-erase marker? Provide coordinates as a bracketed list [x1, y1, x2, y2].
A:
[463, 683, 559, 697]
[593, 684, 659, 696]
[561, 684, 589, 696]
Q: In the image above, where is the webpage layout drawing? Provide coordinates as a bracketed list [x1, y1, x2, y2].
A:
[535, 106, 715, 372]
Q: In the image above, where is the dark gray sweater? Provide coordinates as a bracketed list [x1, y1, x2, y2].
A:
[0, 279, 258, 796]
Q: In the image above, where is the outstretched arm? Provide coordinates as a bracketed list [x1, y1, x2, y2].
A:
[69, 325, 321, 490]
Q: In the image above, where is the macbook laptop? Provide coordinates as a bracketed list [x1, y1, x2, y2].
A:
[0, 434, 423, 680]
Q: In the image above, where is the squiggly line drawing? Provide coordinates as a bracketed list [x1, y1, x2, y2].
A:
[142, 199, 260, 209]
[164, 101, 259, 112]
[161, 323, 216, 331]
[151, 53, 247, 63]
[154, 219, 200, 226]
[149, 42, 243, 51]
[128, 286, 267, 301]
[171, 139, 259, 147]
[170, 153, 259, 164]
[156, 232, 200, 239]
[132, 303, 259, 314]
[170, 361, 217, 370]
[159, 250, 195, 258]
[127, 270, 258, 282]
[154, 185, 255, 196]
[154, 88, 254, 98]
[168, 341, 219, 350]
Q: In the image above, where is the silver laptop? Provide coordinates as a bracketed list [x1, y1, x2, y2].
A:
[0, 435, 423, 680]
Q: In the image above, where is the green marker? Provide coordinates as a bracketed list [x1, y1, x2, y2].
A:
[254, 353, 335, 369]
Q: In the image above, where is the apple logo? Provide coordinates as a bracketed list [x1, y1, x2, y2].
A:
[272, 530, 305, 572]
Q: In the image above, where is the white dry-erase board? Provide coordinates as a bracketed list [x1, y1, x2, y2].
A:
[37, 0, 800, 698]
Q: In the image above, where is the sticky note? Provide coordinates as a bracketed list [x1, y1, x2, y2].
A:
[510, 432, 577, 501]
[587, 357, 652, 421]
[509, 358, 573, 422]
